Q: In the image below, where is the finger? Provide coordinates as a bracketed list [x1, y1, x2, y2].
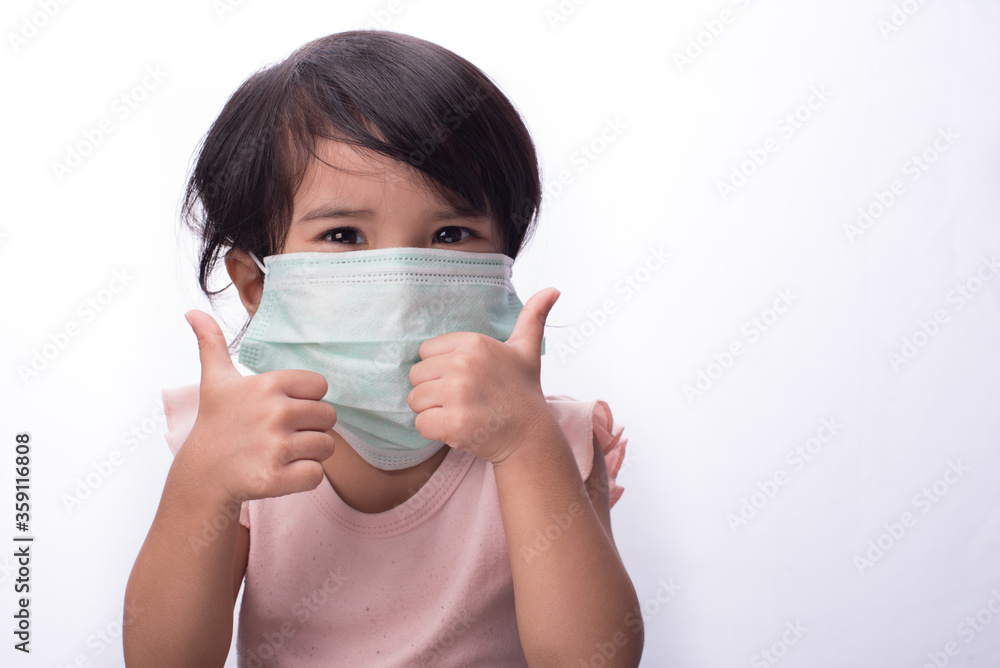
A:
[280, 430, 337, 467]
[413, 406, 448, 443]
[264, 368, 330, 401]
[408, 354, 450, 387]
[417, 330, 477, 361]
[505, 288, 560, 358]
[275, 459, 329, 496]
[407, 378, 448, 414]
[284, 398, 338, 433]
[185, 310, 240, 387]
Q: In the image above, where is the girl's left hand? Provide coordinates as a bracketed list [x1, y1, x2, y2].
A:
[408, 287, 561, 465]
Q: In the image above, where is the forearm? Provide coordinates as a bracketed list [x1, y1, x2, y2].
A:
[493, 414, 643, 668]
[124, 450, 241, 668]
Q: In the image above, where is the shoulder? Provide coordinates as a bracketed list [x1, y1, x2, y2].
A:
[543, 395, 629, 508]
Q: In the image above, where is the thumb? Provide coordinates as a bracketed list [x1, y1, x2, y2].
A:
[184, 309, 240, 387]
[506, 287, 560, 357]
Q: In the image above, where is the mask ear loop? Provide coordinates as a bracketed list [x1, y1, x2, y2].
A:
[248, 251, 268, 275]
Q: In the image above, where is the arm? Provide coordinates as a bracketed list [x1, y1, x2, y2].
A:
[125, 310, 336, 667]
[492, 412, 643, 667]
[123, 449, 242, 668]
[407, 288, 643, 666]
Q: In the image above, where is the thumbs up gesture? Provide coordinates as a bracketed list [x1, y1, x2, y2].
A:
[407, 288, 560, 465]
[176, 310, 338, 506]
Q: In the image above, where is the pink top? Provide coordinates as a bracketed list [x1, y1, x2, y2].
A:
[162, 383, 628, 667]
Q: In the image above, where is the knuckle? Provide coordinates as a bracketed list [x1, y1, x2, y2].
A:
[467, 334, 489, 352]
[276, 433, 295, 462]
[454, 377, 476, 398]
[257, 373, 280, 394]
[269, 401, 292, 426]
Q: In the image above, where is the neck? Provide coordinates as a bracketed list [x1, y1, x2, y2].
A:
[321, 430, 451, 514]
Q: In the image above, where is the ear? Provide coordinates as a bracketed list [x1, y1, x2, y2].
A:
[226, 249, 264, 317]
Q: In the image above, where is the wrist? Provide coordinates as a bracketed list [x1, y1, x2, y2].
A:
[491, 405, 563, 471]
[171, 440, 244, 511]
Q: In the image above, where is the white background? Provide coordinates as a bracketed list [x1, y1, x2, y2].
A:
[2, 0, 999, 666]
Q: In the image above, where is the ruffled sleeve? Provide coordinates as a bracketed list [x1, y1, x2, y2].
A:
[544, 395, 629, 508]
[162, 384, 200, 457]
[162, 383, 252, 529]
[593, 399, 628, 508]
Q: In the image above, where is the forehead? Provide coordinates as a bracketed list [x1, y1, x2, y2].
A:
[289, 138, 494, 233]
[295, 139, 433, 202]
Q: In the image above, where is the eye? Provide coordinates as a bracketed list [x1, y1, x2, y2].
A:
[434, 226, 475, 244]
[322, 227, 366, 245]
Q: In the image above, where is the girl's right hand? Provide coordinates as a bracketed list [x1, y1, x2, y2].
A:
[175, 310, 338, 507]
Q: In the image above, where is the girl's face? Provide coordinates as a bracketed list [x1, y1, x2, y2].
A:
[228, 138, 501, 316]
[284, 138, 500, 254]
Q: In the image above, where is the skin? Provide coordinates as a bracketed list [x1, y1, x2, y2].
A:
[194, 139, 643, 665]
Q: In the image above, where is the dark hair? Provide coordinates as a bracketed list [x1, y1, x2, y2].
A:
[181, 30, 541, 332]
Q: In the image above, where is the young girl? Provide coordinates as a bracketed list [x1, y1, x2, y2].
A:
[124, 30, 642, 667]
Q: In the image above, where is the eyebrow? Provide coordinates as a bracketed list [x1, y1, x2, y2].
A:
[299, 206, 490, 224]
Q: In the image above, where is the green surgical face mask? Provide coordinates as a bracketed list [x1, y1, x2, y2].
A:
[237, 246, 542, 470]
